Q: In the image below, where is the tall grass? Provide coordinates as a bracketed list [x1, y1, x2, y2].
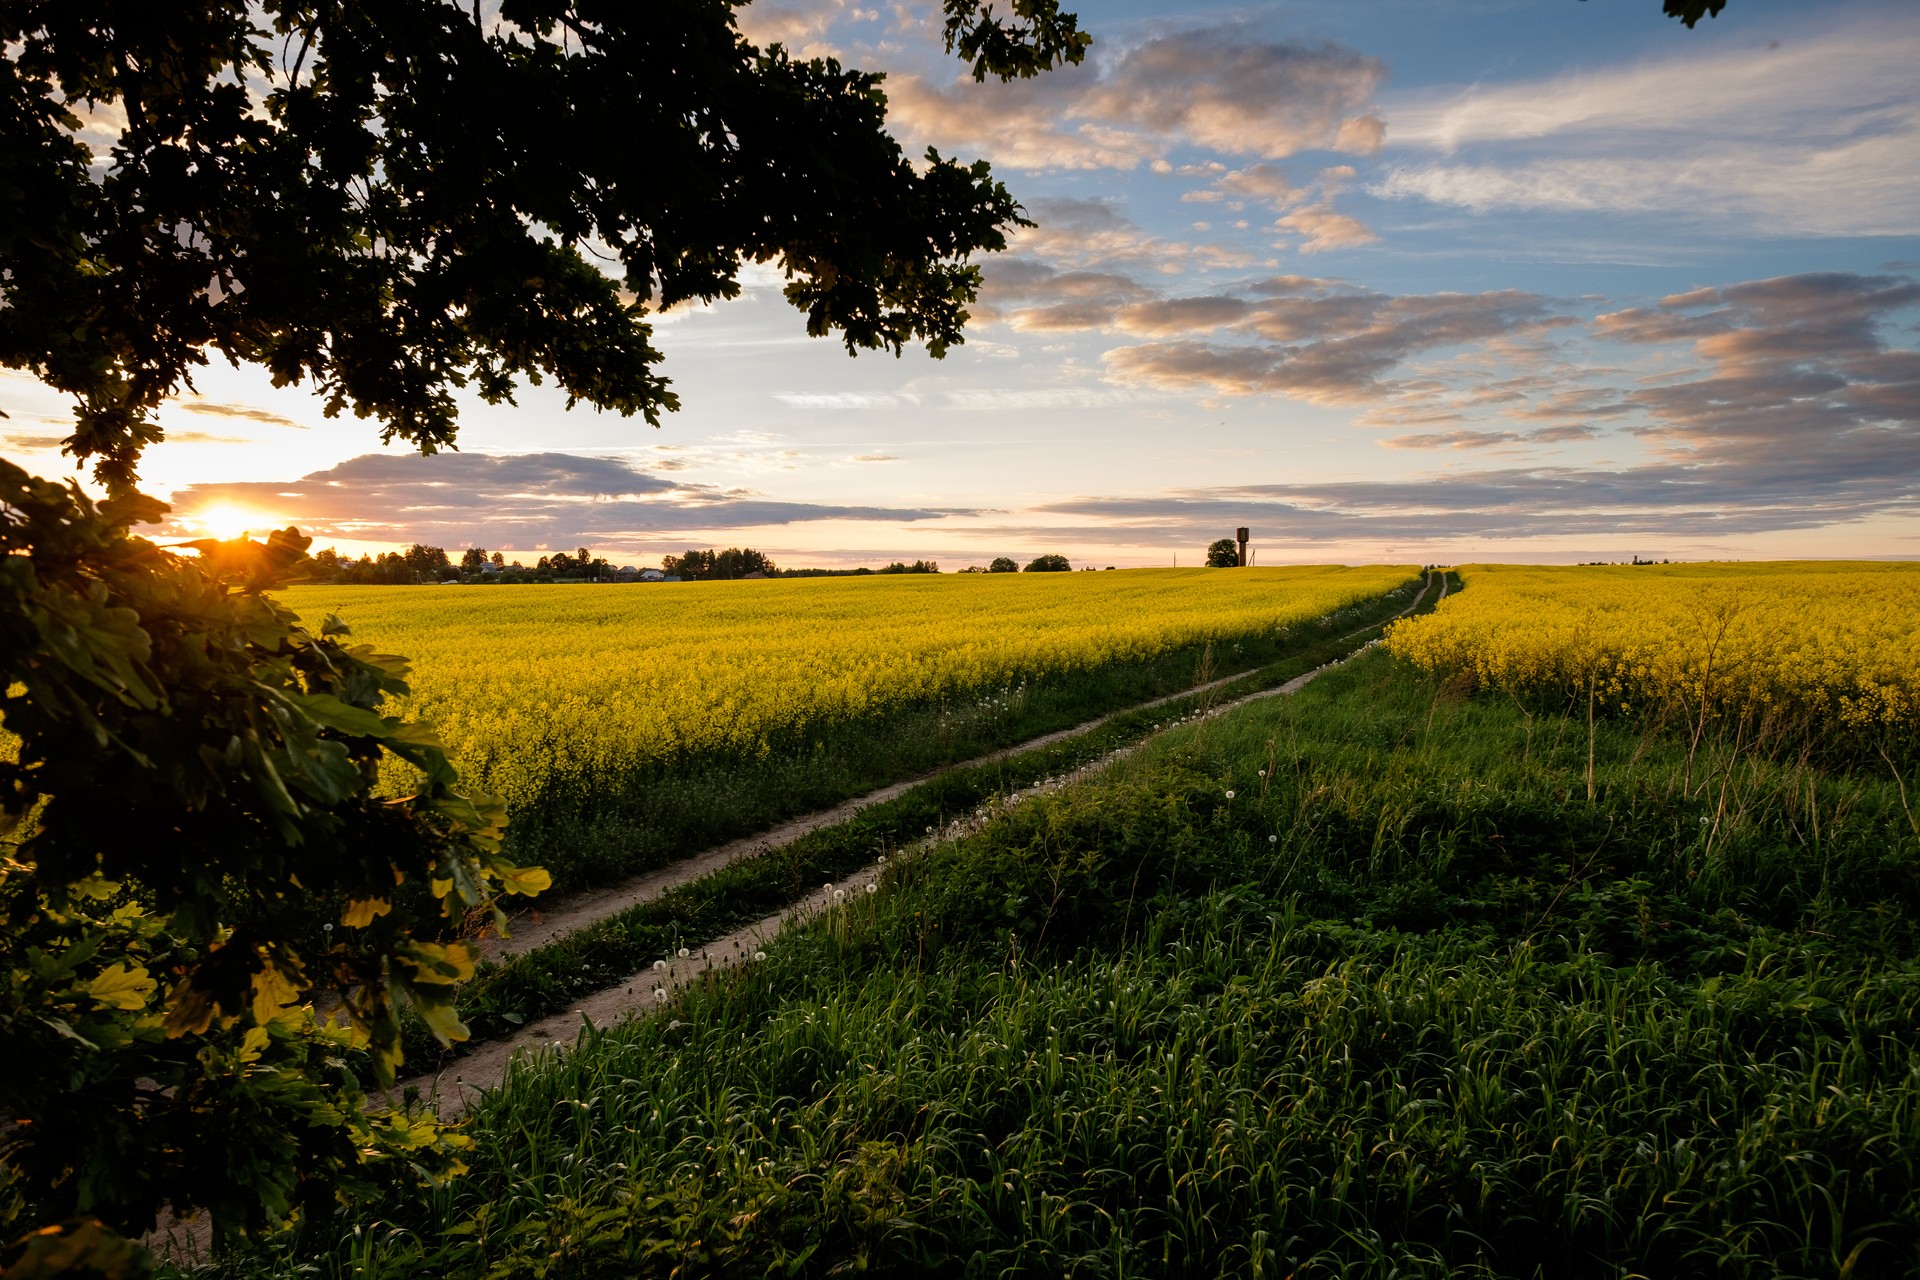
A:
[227, 646, 1920, 1279]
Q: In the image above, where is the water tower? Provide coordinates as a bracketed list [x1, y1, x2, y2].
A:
[1235, 527, 1249, 567]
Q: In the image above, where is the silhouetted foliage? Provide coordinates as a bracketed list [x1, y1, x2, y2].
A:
[989, 557, 1019, 573]
[0, 461, 545, 1245]
[1207, 538, 1241, 568]
[663, 547, 777, 581]
[1025, 554, 1071, 573]
[0, 0, 1083, 1259]
[1663, 0, 1727, 26]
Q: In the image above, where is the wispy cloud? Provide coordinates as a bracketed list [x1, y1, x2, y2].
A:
[176, 400, 307, 429]
[1374, 20, 1920, 236]
[159, 452, 962, 550]
[887, 26, 1383, 171]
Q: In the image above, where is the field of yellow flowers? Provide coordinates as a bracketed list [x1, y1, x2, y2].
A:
[1385, 562, 1920, 737]
[286, 565, 1414, 815]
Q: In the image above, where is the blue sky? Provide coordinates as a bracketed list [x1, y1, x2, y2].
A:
[4, 0, 1916, 568]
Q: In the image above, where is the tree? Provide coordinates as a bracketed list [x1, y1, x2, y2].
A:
[0, 0, 1085, 494]
[663, 548, 715, 581]
[460, 547, 489, 572]
[1664, 0, 1727, 25]
[1206, 538, 1241, 568]
[711, 547, 777, 579]
[1025, 554, 1071, 572]
[989, 557, 1019, 574]
[403, 544, 453, 581]
[0, 0, 1084, 1258]
[0, 465, 541, 1246]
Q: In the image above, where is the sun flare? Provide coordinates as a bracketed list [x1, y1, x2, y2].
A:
[193, 503, 271, 541]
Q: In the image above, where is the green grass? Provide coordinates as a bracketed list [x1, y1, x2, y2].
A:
[398, 589, 1441, 1073]
[230, 617, 1920, 1279]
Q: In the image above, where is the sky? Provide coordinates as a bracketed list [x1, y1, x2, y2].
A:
[4, 0, 1918, 569]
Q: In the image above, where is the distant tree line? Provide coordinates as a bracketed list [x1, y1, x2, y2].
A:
[305, 545, 615, 584]
[298, 543, 1095, 584]
[297, 544, 967, 584]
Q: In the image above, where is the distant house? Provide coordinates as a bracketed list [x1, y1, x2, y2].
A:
[742, 570, 768, 579]
[638, 568, 667, 582]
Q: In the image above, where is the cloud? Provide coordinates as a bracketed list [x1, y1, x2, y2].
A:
[1002, 199, 1175, 270]
[1103, 286, 1564, 403]
[887, 27, 1383, 171]
[3, 433, 67, 450]
[733, 0, 849, 58]
[1273, 203, 1377, 254]
[1037, 446, 1920, 542]
[1374, 21, 1920, 237]
[776, 392, 922, 409]
[176, 401, 306, 429]
[1205, 163, 1305, 208]
[1383, 425, 1596, 450]
[167, 431, 251, 445]
[160, 451, 958, 548]
[847, 453, 899, 463]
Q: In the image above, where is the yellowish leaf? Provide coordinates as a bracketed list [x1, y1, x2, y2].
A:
[342, 897, 392, 927]
[238, 1024, 271, 1063]
[249, 964, 302, 1025]
[496, 864, 551, 897]
[86, 963, 156, 1011]
[414, 997, 471, 1047]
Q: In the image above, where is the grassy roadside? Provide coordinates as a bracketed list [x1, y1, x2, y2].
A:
[396, 573, 1447, 1070]
[234, 580, 1920, 1278]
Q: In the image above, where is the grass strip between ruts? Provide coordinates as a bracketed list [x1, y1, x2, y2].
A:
[397, 571, 1450, 1072]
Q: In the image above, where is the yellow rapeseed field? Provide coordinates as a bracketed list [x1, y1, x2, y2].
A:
[1385, 562, 1920, 733]
[285, 565, 1415, 807]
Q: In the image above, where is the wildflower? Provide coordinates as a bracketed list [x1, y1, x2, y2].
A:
[1269, 834, 1279, 844]
[677, 947, 690, 959]
[654, 958, 668, 972]
[876, 854, 888, 865]
[865, 883, 878, 895]
[652, 988, 667, 1001]
[753, 950, 767, 962]
[1224, 790, 1236, 800]
[834, 888, 846, 902]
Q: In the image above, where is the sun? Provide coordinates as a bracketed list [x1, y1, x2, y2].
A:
[193, 503, 270, 541]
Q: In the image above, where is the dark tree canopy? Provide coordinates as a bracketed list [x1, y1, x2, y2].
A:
[1663, 0, 1728, 26]
[0, 0, 1088, 492]
[0, 0, 1086, 1258]
[1206, 538, 1241, 568]
[1025, 553, 1070, 572]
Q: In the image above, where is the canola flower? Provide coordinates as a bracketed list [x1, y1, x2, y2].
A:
[1385, 562, 1920, 733]
[282, 566, 1413, 809]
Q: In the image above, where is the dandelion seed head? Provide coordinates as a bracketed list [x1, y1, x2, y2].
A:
[677, 947, 690, 959]
[753, 950, 767, 962]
